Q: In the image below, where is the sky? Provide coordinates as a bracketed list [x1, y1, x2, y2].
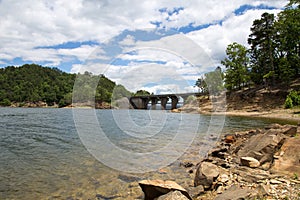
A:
[0, 0, 287, 94]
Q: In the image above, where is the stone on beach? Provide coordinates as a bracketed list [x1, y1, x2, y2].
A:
[138, 180, 192, 200]
[194, 162, 219, 189]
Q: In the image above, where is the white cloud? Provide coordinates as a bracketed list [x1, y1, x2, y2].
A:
[0, 0, 287, 81]
[187, 8, 283, 65]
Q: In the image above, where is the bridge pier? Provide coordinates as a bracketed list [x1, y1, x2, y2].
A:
[141, 97, 149, 109]
[160, 97, 168, 110]
[170, 96, 178, 110]
[129, 92, 203, 110]
[150, 97, 158, 110]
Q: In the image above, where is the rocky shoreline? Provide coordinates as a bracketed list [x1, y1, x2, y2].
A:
[138, 123, 300, 200]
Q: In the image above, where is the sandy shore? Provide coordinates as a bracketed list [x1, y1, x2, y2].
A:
[217, 108, 299, 123]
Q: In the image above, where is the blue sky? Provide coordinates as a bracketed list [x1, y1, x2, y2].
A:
[0, 0, 286, 93]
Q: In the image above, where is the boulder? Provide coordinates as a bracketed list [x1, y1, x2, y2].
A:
[240, 157, 260, 168]
[138, 180, 192, 200]
[271, 137, 300, 177]
[156, 190, 189, 200]
[194, 162, 219, 189]
[237, 131, 285, 165]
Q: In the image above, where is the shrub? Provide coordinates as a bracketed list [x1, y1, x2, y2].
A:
[285, 97, 293, 108]
[285, 90, 300, 108]
[0, 98, 11, 106]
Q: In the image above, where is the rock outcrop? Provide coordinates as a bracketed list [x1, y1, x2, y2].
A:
[138, 124, 300, 200]
[189, 124, 300, 199]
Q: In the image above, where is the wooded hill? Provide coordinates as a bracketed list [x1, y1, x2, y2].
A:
[0, 64, 132, 107]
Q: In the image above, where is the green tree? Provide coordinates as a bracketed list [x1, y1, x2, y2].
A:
[275, 1, 300, 83]
[195, 76, 208, 93]
[203, 67, 225, 96]
[248, 12, 276, 85]
[134, 90, 150, 96]
[112, 84, 132, 101]
[221, 42, 250, 90]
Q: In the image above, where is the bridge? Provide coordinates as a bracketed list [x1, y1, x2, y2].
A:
[129, 92, 203, 110]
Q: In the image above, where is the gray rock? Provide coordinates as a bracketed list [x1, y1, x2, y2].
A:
[194, 162, 219, 189]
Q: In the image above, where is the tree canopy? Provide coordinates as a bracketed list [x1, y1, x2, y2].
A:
[0, 64, 131, 107]
[221, 0, 300, 91]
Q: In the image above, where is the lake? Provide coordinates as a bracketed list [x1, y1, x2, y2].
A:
[0, 107, 288, 199]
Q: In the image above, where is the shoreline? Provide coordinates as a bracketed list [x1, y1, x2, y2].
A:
[2, 105, 299, 124]
[200, 108, 300, 124]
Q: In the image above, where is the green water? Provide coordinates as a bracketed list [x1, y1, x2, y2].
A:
[0, 108, 289, 199]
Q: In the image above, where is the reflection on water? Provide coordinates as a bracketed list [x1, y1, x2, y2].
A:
[0, 108, 287, 199]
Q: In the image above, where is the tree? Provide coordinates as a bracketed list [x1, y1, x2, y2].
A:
[275, 0, 300, 82]
[248, 12, 276, 85]
[134, 90, 150, 96]
[221, 42, 250, 90]
[205, 67, 225, 95]
[195, 76, 207, 93]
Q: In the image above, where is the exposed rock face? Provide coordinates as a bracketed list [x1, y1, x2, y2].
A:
[271, 136, 300, 176]
[138, 180, 192, 200]
[237, 130, 285, 166]
[190, 124, 300, 200]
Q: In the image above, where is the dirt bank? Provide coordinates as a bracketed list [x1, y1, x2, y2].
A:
[179, 83, 300, 123]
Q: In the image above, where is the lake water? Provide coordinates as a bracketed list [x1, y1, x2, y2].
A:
[0, 107, 290, 199]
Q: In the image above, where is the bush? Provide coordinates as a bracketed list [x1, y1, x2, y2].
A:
[0, 98, 11, 106]
[285, 90, 300, 108]
[285, 96, 293, 108]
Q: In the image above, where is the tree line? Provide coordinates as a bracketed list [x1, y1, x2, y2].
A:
[0, 64, 132, 107]
[196, 0, 299, 92]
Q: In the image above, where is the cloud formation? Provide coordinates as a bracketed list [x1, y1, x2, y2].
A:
[0, 0, 286, 92]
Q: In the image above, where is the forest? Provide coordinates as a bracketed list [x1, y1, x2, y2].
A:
[0, 64, 131, 107]
[196, 0, 299, 94]
[221, 0, 299, 90]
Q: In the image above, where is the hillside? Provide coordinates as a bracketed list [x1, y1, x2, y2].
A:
[180, 79, 300, 122]
[0, 64, 131, 108]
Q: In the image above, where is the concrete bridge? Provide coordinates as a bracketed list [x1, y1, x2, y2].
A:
[129, 92, 202, 110]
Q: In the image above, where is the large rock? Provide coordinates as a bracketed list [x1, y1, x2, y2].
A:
[237, 131, 285, 165]
[138, 180, 192, 200]
[271, 137, 300, 177]
[194, 162, 219, 189]
[156, 190, 190, 200]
